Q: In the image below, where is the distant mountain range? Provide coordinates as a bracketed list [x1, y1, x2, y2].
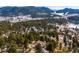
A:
[0, 6, 53, 17]
[0, 6, 79, 24]
[56, 8, 79, 14]
[0, 6, 79, 17]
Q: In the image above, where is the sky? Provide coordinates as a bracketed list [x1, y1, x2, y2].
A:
[0, 0, 79, 9]
[48, 6, 79, 10]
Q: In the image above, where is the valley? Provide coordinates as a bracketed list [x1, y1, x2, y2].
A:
[0, 6, 79, 53]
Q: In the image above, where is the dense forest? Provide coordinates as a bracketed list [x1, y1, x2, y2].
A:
[0, 19, 78, 53]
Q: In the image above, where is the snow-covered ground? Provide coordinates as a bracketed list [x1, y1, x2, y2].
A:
[68, 23, 79, 28]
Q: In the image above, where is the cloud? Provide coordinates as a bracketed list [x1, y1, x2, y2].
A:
[0, 0, 79, 6]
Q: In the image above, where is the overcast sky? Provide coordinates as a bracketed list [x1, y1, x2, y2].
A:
[0, 0, 79, 9]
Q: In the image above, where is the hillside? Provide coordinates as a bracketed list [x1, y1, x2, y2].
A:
[56, 8, 79, 14]
[0, 6, 53, 17]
